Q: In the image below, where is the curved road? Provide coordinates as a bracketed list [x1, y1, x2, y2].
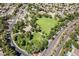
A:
[7, 17, 30, 56]
[6, 5, 31, 56]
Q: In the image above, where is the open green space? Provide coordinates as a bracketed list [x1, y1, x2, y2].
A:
[36, 17, 58, 35]
[32, 32, 48, 52]
[13, 16, 60, 53]
[14, 32, 48, 53]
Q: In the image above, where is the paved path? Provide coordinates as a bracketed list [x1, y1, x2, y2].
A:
[6, 5, 30, 56]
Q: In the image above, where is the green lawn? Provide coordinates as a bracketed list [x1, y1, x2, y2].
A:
[32, 32, 48, 52]
[32, 32, 43, 49]
[36, 17, 58, 35]
[32, 32, 43, 41]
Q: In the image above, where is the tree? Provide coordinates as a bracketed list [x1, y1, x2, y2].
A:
[75, 27, 79, 35]
[21, 39, 26, 46]
[74, 12, 79, 17]
[13, 27, 18, 33]
[16, 34, 25, 47]
[70, 32, 76, 39]
[37, 14, 42, 18]
[13, 20, 25, 33]
[25, 41, 33, 53]
[1, 32, 16, 56]
[0, 17, 4, 32]
[72, 40, 79, 49]
[17, 4, 23, 8]
[66, 14, 75, 21]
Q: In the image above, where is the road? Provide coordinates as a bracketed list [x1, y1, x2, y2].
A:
[41, 28, 65, 56]
[57, 20, 79, 56]
[55, 25, 75, 55]
[41, 19, 79, 56]
[6, 5, 30, 56]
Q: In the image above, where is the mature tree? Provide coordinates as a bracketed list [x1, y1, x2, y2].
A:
[66, 14, 75, 21]
[75, 27, 79, 35]
[74, 12, 79, 17]
[1, 32, 16, 56]
[72, 40, 79, 49]
[70, 32, 76, 40]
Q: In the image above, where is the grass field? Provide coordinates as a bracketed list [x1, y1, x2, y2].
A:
[36, 17, 58, 35]
[31, 32, 45, 52]
[32, 32, 43, 47]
